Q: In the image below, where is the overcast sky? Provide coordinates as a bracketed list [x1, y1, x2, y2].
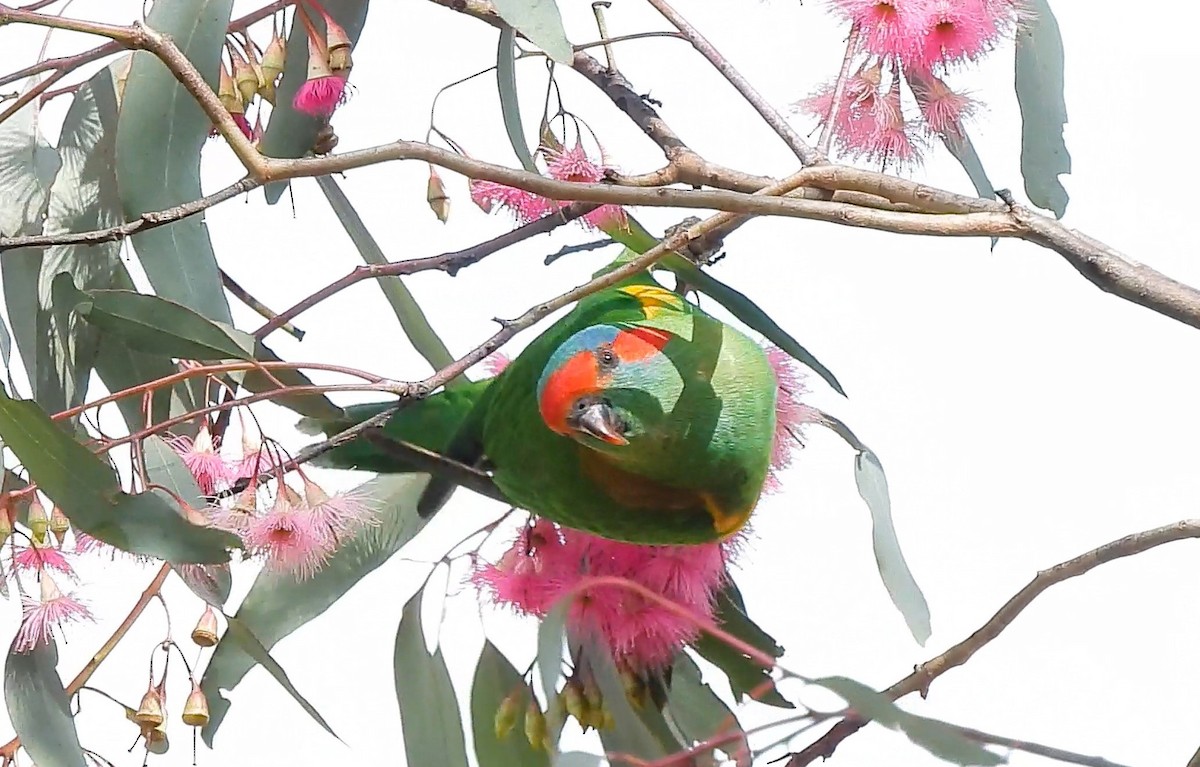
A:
[3, 1, 1200, 765]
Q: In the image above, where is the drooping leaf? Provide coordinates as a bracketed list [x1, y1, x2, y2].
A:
[471, 641, 550, 767]
[63, 281, 254, 361]
[258, 0, 370, 204]
[491, 0, 573, 64]
[201, 473, 435, 744]
[812, 676, 1004, 766]
[667, 652, 748, 761]
[393, 590, 469, 765]
[1014, 0, 1071, 218]
[0, 311, 15, 394]
[0, 94, 63, 409]
[496, 25, 539, 173]
[854, 449, 932, 645]
[0, 392, 238, 562]
[222, 616, 340, 740]
[3, 638, 87, 767]
[693, 580, 792, 708]
[553, 753, 605, 767]
[585, 635, 680, 761]
[536, 598, 569, 709]
[115, 0, 234, 321]
[92, 263, 194, 430]
[143, 435, 233, 606]
[941, 129, 998, 250]
[314, 175, 462, 385]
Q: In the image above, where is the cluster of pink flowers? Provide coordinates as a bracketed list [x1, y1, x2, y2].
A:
[167, 421, 270, 496]
[470, 142, 627, 232]
[473, 345, 814, 670]
[798, 0, 1030, 168]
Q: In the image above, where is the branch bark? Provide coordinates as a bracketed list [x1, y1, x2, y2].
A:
[787, 519, 1200, 765]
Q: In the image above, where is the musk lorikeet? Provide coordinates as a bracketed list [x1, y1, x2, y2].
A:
[304, 256, 780, 545]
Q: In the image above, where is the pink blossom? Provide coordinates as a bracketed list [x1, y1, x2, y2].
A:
[482, 352, 511, 376]
[293, 74, 347, 117]
[12, 542, 75, 579]
[474, 520, 741, 671]
[169, 424, 236, 495]
[853, 76, 923, 170]
[799, 65, 885, 157]
[545, 143, 627, 231]
[911, 0, 1002, 68]
[830, 0, 920, 59]
[15, 574, 93, 653]
[907, 69, 977, 137]
[301, 476, 376, 539]
[469, 180, 554, 224]
[244, 494, 333, 580]
[763, 346, 822, 494]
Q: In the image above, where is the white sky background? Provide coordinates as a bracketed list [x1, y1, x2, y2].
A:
[3, 0, 1200, 765]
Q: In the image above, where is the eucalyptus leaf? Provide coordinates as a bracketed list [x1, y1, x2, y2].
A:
[259, 0, 370, 203]
[201, 473, 435, 744]
[394, 590, 469, 766]
[812, 676, 1003, 766]
[3, 638, 86, 767]
[497, 25, 539, 173]
[222, 616, 341, 740]
[115, 0, 234, 321]
[693, 580, 792, 708]
[315, 175, 462, 384]
[536, 598, 569, 708]
[667, 653, 748, 761]
[941, 129, 998, 250]
[586, 636, 679, 760]
[1015, 0, 1071, 218]
[471, 641, 550, 767]
[64, 282, 255, 362]
[0, 392, 238, 562]
[854, 449, 932, 645]
[492, 0, 573, 64]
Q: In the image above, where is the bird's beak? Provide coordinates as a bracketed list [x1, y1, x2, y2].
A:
[576, 402, 628, 446]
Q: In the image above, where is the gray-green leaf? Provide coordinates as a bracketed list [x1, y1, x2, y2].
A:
[3, 638, 86, 767]
[394, 589, 468, 766]
[115, 0, 234, 321]
[940, 129, 998, 250]
[667, 652, 748, 761]
[1015, 0, 1071, 218]
[854, 449, 932, 645]
[222, 616, 341, 740]
[492, 0, 574, 64]
[201, 473, 434, 744]
[497, 26, 539, 173]
[471, 641, 549, 767]
[693, 580, 792, 708]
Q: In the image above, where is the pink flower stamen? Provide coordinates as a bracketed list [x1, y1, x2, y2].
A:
[15, 574, 94, 653]
[244, 494, 333, 580]
[12, 543, 75, 579]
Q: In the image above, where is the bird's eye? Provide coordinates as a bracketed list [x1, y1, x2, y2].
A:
[597, 348, 617, 367]
[575, 399, 589, 412]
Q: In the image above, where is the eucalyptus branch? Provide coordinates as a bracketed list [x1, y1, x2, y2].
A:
[361, 431, 507, 503]
[220, 269, 305, 340]
[643, 0, 824, 167]
[950, 723, 1133, 767]
[818, 24, 861, 157]
[786, 519, 1200, 766]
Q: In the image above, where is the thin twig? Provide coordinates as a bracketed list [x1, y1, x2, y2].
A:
[952, 723, 1133, 767]
[220, 269, 305, 340]
[643, 0, 824, 166]
[818, 24, 861, 157]
[787, 519, 1200, 765]
[544, 238, 615, 265]
[362, 431, 507, 503]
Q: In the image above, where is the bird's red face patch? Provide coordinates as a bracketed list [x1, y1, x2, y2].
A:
[537, 325, 672, 436]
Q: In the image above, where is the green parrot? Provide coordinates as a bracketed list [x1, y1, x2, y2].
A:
[305, 254, 780, 545]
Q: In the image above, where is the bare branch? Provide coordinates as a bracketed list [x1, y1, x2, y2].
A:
[952, 723, 1134, 767]
[220, 269, 304, 341]
[644, 0, 825, 166]
[787, 519, 1200, 765]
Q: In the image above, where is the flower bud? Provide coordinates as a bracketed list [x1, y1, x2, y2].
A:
[218, 60, 242, 115]
[325, 16, 353, 73]
[493, 690, 520, 740]
[134, 688, 165, 728]
[260, 29, 286, 91]
[562, 679, 586, 724]
[620, 667, 645, 709]
[523, 699, 547, 751]
[182, 684, 210, 727]
[281, 482, 303, 507]
[232, 48, 259, 107]
[49, 506, 70, 546]
[27, 497, 48, 544]
[191, 605, 220, 647]
[427, 167, 450, 223]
